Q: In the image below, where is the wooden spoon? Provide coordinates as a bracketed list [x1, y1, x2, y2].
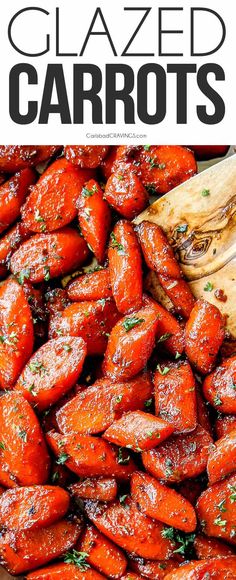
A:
[134, 154, 236, 339]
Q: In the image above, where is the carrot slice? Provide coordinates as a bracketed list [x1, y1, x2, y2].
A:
[131, 472, 197, 532]
[103, 410, 173, 451]
[138, 145, 197, 194]
[196, 474, 236, 545]
[207, 429, 236, 484]
[194, 535, 236, 559]
[158, 275, 195, 319]
[67, 269, 112, 301]
[129, 557, 180, 579]
[203, 356, 236, 414]
[108, 220, 143, 314]
[142, 425, 213, 483]
[49, 298, 120, 356]
[103, 306, 159, 380]
[185, 300, 225, 374]
[26, 564, 106, 580]
[15, 336, 87, 411]
[154, 361, 197, 434]
[65, 145, 110, 168]
[78, 179, 111, 263]
[10, 227, 90, 283]
[0, 393, 50, 487]
[137, 221, 181, 279]
[104, 165, 148, 219]
[0, 221, 30, 268]
[56, 373, 153, 435]
[143, 294, 184, 356]
[0, 518, 82, 575]
[69, 478, 117, 502]
[77, 523, 127, 578]
[0, 169, 37, 234]
[0, 486, 69, 531]
[22, 158, 93, 232]
[164, 557, 236, 580]
[46, 430, 136, 480]
[0, 277, 34, 389]
[0, 146, 61, 172]
[84, 497, 176, 560]
[215, 415, 236, 439]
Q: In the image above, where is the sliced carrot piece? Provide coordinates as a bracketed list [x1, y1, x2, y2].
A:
[46, 430, 136, 480]
[49, 298, 120, 356]
[77, 523, 127, 578]
[103, 411, 173, 451]
[0, 518, 82, 575]
[185, 300, 225, 374]
[65, 145, 110, 168]
[215, 415, 236, 439]
[207, 429, 236, 484]
[56, 373, 153, 435]
[67, 269, 112, 301]
[154, 361, 197, 434]
[143, 295, 184, 356]
[78, 179, 111, 263]
[84, 497, 175, 560]
[0, 485, 69, 531]
[108, 220, 143, 315]
[104, 165, 148, 219]
[129, 557, 180, 579]
[196, 474, 236, 545]
[203, 356, 236, 414]
[0, 169, 37, 234]
[164, 557, 236, 580]
[195, 384, 212, 435]
[10, 227, 90, 283]
[15, 336, 86, 411]
[103, 306, 159, 380]
[69, 478, 117, 502]
[138, 145, 197, 194]
[194, 535, 236, 559]
[0, 146, 61, 172]
[142, 425, 213, 483]
[0, 393, 50, 487]
[0, 221, 30, 268]
[26, 564, 106, 580]
[137, 221, 181, 279]
[158, 275, 195, 319]
[22, 158, 93, 232]
[0, 277, 34, 389]
[131, 472, 197, 532]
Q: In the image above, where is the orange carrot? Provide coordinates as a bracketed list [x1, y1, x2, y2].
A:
[103, 411, 173, 451]
[185, 300, 225, 374]
[67, 269, 112, 301]
[78, 179, 111, 263]
[137, 221, 181, 279]
[69, 478, 117, 502]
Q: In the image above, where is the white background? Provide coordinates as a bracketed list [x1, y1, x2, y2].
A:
[0, 0, 235, 144]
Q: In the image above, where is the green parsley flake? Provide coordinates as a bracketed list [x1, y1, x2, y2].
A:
[122, 317, 144, 332]
[204, 281, 213, 292]
[64, 550, 90, 570]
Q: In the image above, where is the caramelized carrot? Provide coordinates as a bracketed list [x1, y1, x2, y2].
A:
[138, 145, 197, 194]
[69, 478, 117, 502]
[129, 557, 180, 578]
[15, 336, 87, 411]
[103, 411, 173, 451]
[67, 269, 112, 301]
[22, 158, 93, 232]
[49, 298, 120, 356]
[103, 306, 159, 380]
[0, 169, 36, 234]
[77, 523, 127, 578]
[154, 361, 197, 434]
[84, 497, 176, 560]
[203, 356, 236, 414]
[185, 300, 225, 374]
[0, 221, 30, 268]
[196, 474, 236, 545]
[142, 425, 213, 483]
[137, 221, 181, 279]
[10, 228, 90, 283]
[46, 430, 136, 480]
[65, 145, 110, 168]
[104, 166, 148, 219]
[27, 564, 106, 580]
[0, 145, 61, 172]
[164, 557, 236, 579]
[0, 393, 50, 487]
[56, 373, 153, 435]
[158, 275, 195, 319]
[194, 535, 236, 559]
[0, 486, 70, 531]
[108, 220, 143, 314]
[143, 294, 184, 356]
[215, 415, 236, 439]
[0, 277, 34, 389]
[0, 518, 82, 575]
[78, 179, 111, 263]
[207, 429, 236, 484]
[131, 472, 197, 532]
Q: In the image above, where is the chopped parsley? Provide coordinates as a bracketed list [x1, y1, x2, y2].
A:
[176, 224, 188, 233]
[119, 494, 128, 504]
[117, 448, 130, 465]
[0, 442, 6, 450]
[29, 361, 47, 375]
[56, 452, 69, 465]
[229, 485, 236, 503]
[217, 499, 227, 512]
[157, 364, 170, 376]
[64, 550, 90, 570]
[144, 398, 153, 408]
[44, 265, 50, 282]
[122, 317, 144, 332]
[204, 281, 213, 292]
[17, 268, 31, 285]
[18, 429, 27, 443]
[214, 515, 227, 528]
[201, 188, 210, 197]
[110, 232, 126, 255]
[161, 527, 196, 557]
[214, 394, 222, 407]
[82, 185, 97, 197]
[157, 333, 172, 343]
